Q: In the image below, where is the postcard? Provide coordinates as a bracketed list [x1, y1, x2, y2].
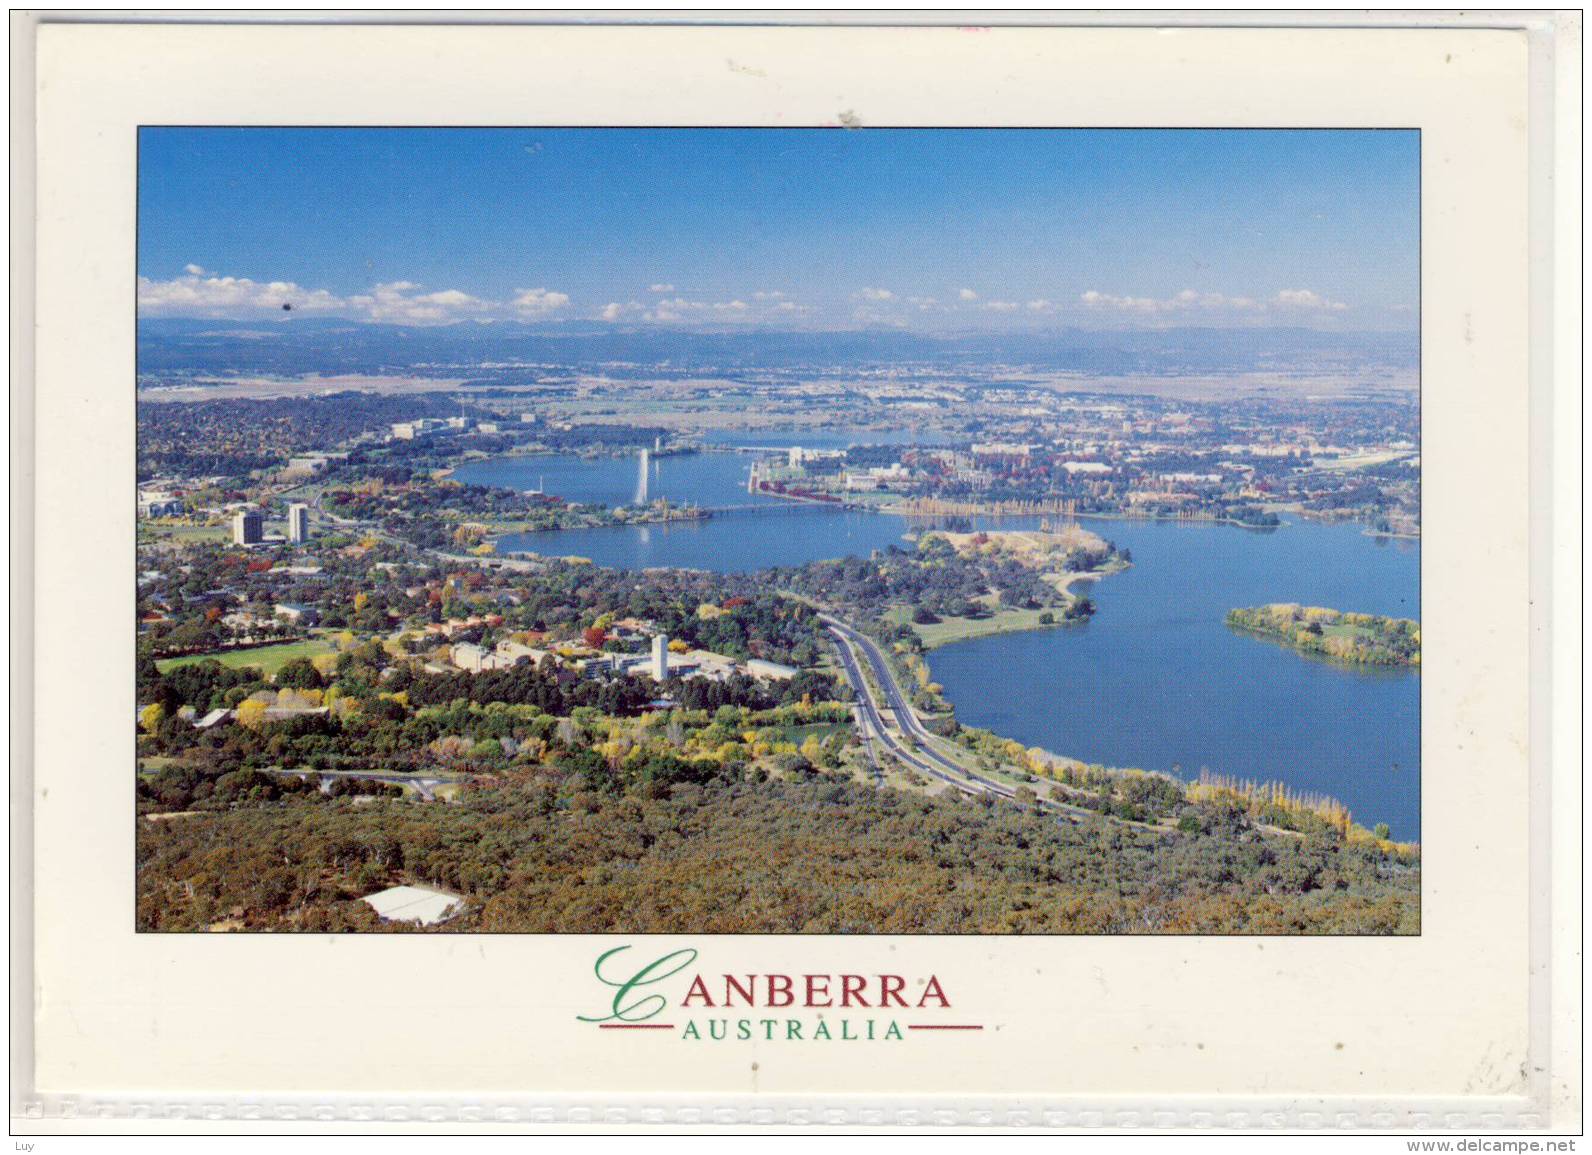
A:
[16, 15, 1581, 1134]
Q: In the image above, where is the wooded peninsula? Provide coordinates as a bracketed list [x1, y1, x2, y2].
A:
[1225, 604, 1420, 667]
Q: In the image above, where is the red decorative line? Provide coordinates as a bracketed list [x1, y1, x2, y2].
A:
[907, 1024, 984, 1030]
[598, 1023, 675, 1030]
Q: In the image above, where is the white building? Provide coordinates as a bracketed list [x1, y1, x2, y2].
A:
[971, 442, 1037, 459]
[274, 602, 321, 626]
[746, 659, 798, 681]
[287, 502, 310, 543]
[451, 642, 530, 673]
[139, 496, 184, 519]
[391, 418, 446, 441]
[285, 455, 329, 475]
[652, 634, 670, 681]
[681, 649, 739, 681]
[495, 640, 549, 665]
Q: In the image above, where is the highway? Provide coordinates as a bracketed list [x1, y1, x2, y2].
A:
[824, 615, 1017, 800]
[825, 614, 1111, 828]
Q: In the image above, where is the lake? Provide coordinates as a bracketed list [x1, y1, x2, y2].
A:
[454, 447, 764, 509]
[456, 450, 1421, 839]
[457, 450, 923, 570]
[928, 518, 1420, 841]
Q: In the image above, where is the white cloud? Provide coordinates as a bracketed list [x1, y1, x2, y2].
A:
[593, 292, 811, 325]
[350, 282, 495, 324]
[753, 290, 787, 300]
[1080, 287, 1342, 317]
[511, 287, 571, 316]
[1274, 288, 1348, 311]
[183, 263, 206, 276]
[850, 304, 909, 327]
[957, 288, 979, 301]
[855, 286, 895, 301]
[648, 282, 675, 293]
[138, 266, 566, 325]
[1080, 290, 1161, 314]
[1026, 299, 1053, 312]
[137, 271, 343, 316]
[645, 296, 760, 324]
[984, 300, 1019, 312]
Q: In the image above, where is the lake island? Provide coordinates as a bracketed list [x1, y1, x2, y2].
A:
[1226, 604, 1421, 667]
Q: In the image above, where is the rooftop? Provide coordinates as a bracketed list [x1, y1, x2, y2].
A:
[359, 884, 464, 927]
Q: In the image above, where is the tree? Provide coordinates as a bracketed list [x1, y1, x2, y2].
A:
[139, 702, 166, 733]
[582, 626, 608, 649]
[276, 657, 324, 690]
[235, 699, 270, 730]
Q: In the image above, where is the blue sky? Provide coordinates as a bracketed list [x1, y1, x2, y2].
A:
[137, 127, 1418, 331]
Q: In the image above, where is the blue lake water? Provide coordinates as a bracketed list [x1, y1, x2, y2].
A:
[930, 519, 1421, 840]
[454, 449, 764, 509]
[495, 507, 922, 572]
[456, 450, 1421, 839]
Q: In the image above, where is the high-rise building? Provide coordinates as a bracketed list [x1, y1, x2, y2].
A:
[287, 502, 310, 543]
[651, 634, 669, 682]
[232, 509, 263, 546]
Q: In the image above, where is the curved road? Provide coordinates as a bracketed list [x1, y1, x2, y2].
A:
[825, 615, 1117, 829]
[823, 615, 1018, 800]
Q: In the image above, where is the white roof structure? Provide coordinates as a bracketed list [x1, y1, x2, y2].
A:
[746, 658, 799, 680]
[360, 885, 464, 926]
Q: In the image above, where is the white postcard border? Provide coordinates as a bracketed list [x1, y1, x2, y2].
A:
[14, 16, 1580, 1130]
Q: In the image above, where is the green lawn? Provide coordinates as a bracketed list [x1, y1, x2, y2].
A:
[137, 523, 231, 544]
[760, 722, 849, 744]
[156, 636, 336, 678]
[890, 604, 1066, 649]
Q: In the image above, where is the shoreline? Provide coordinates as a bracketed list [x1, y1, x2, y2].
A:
[450, 448, 1410, 540]
[906, 569, 1116, 651]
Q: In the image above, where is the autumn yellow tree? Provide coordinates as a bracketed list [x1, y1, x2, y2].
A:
[234, 699, 269, 730]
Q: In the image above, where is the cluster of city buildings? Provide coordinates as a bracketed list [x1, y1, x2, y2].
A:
[842, 462, 913, 493]
[231, 502, 312, 546]
[281, 451, 347, 479]
[389, 412, 537, 441]
[137, 486, 185, 518]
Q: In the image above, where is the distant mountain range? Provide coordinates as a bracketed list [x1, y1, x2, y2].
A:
[136, 316, 1419, 382]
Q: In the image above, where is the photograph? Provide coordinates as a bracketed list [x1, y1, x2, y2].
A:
[133, 126, 1422, 936]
